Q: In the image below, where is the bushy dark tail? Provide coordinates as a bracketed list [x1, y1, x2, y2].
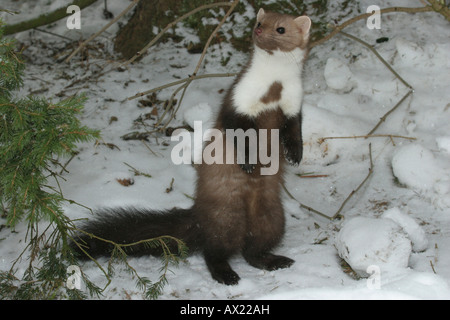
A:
[71, 207, 201, 259]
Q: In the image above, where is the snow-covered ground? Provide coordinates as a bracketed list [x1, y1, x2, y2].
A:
[1, 0, 449, 300]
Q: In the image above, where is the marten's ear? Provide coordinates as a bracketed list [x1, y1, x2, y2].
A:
[257, 8, 265, 21]
[294, 16, 311, 37]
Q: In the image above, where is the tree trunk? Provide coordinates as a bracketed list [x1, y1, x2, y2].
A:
[114, 0, 224, 59]
[114, 0, 180, 59]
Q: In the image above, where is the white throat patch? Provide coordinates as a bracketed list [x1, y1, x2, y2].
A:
[232, 46, 306, 118]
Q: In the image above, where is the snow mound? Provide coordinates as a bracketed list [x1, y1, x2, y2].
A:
[323, 57, 355, 92]
[336, 210, 428, 277]
[382, 207, 428, 252]
[260, 270, 450, 300]
[436, 136, 450, 154]
[183, 102, 214, 129]
[392, 143, 450, 207]
[336, 216, 412, 277]
[381, 270, 450, 300]
[392, 144, 439, 192]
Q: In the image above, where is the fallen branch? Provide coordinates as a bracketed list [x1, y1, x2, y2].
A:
[284, 144, 374, 221]
[128, 73, 237, 101]
[3, 0, 99, 35]
[367, 90, 414, 136]
[282, 184, 330, 220]
[336, 30, 415, 136]
[339, 31, 413, 90]
[332, 144, 374, 220]
[319, 134, 416, 143]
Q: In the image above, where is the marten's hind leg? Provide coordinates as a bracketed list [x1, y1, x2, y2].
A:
[204, 249, 240, 285]
[243, 186, 294, 271]
[243, 251, 294, 271]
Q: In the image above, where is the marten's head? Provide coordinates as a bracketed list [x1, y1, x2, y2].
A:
[253, 8, 311, 53]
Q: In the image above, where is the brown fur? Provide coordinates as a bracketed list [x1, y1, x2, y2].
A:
[261, 82, 283, 104]
[73, 9, 308, 286]
[254, 9, 310, 52]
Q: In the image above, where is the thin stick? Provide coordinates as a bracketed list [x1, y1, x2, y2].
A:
[34, 28, 72, 42]
[65, 0, 140, 63]
[336, 30, 415, 136]
[128, 73, 236, 101]
[430, 260, 437, 274]
[282, 183, 331, 220]
[160, 81, 191, 131]
[367, 89, 414, 136]
[320, 134, 416, 142]
[153, 81, 189, 128]
[298, 174, 329, 178]
[338, 31, 412, 90]
[192, 0, 240, 77]
[331, 144, 374, 220]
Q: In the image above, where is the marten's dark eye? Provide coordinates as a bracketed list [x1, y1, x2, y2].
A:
[257, 22, 262, 28]
[276, 27, 285, 34]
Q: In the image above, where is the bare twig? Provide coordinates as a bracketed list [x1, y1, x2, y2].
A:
[284, 144, 374, 221]
[338, 31, 412, 90]
[3, 0, 99, 35]
[64, 0, 140, 63]
[128, 73, 237, 101]
[192, 0, 240, 77]
[34, 28, 72, 42]
[367, 90, 414, 136]
[282, 183, 330, 220]
[430, 260, 437, 274]
[336, 30, 415, 136]
[320, 134, 416, 143]
[331, 143, 374, 220]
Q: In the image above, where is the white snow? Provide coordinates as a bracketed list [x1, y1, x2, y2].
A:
[336, 215, 412, 276]
[323, 57, 356, 92]
[392, 144, 440, 192]
[382, 207, 428, 252]
[392, 143, 450, 207]
[1, 0, 450, 300]
[261, 270, 450, 300]
[436, 136, 450, 154]
[336, 207, 430, 278]
[183, 102, 214, 129]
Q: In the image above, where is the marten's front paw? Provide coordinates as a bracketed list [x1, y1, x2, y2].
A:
[283, 142, 302, 166]
[240, 163, 256, 174]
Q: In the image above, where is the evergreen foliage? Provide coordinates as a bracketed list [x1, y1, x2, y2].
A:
[0, 20, 102, 299]
[0, 20, 186, 299]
